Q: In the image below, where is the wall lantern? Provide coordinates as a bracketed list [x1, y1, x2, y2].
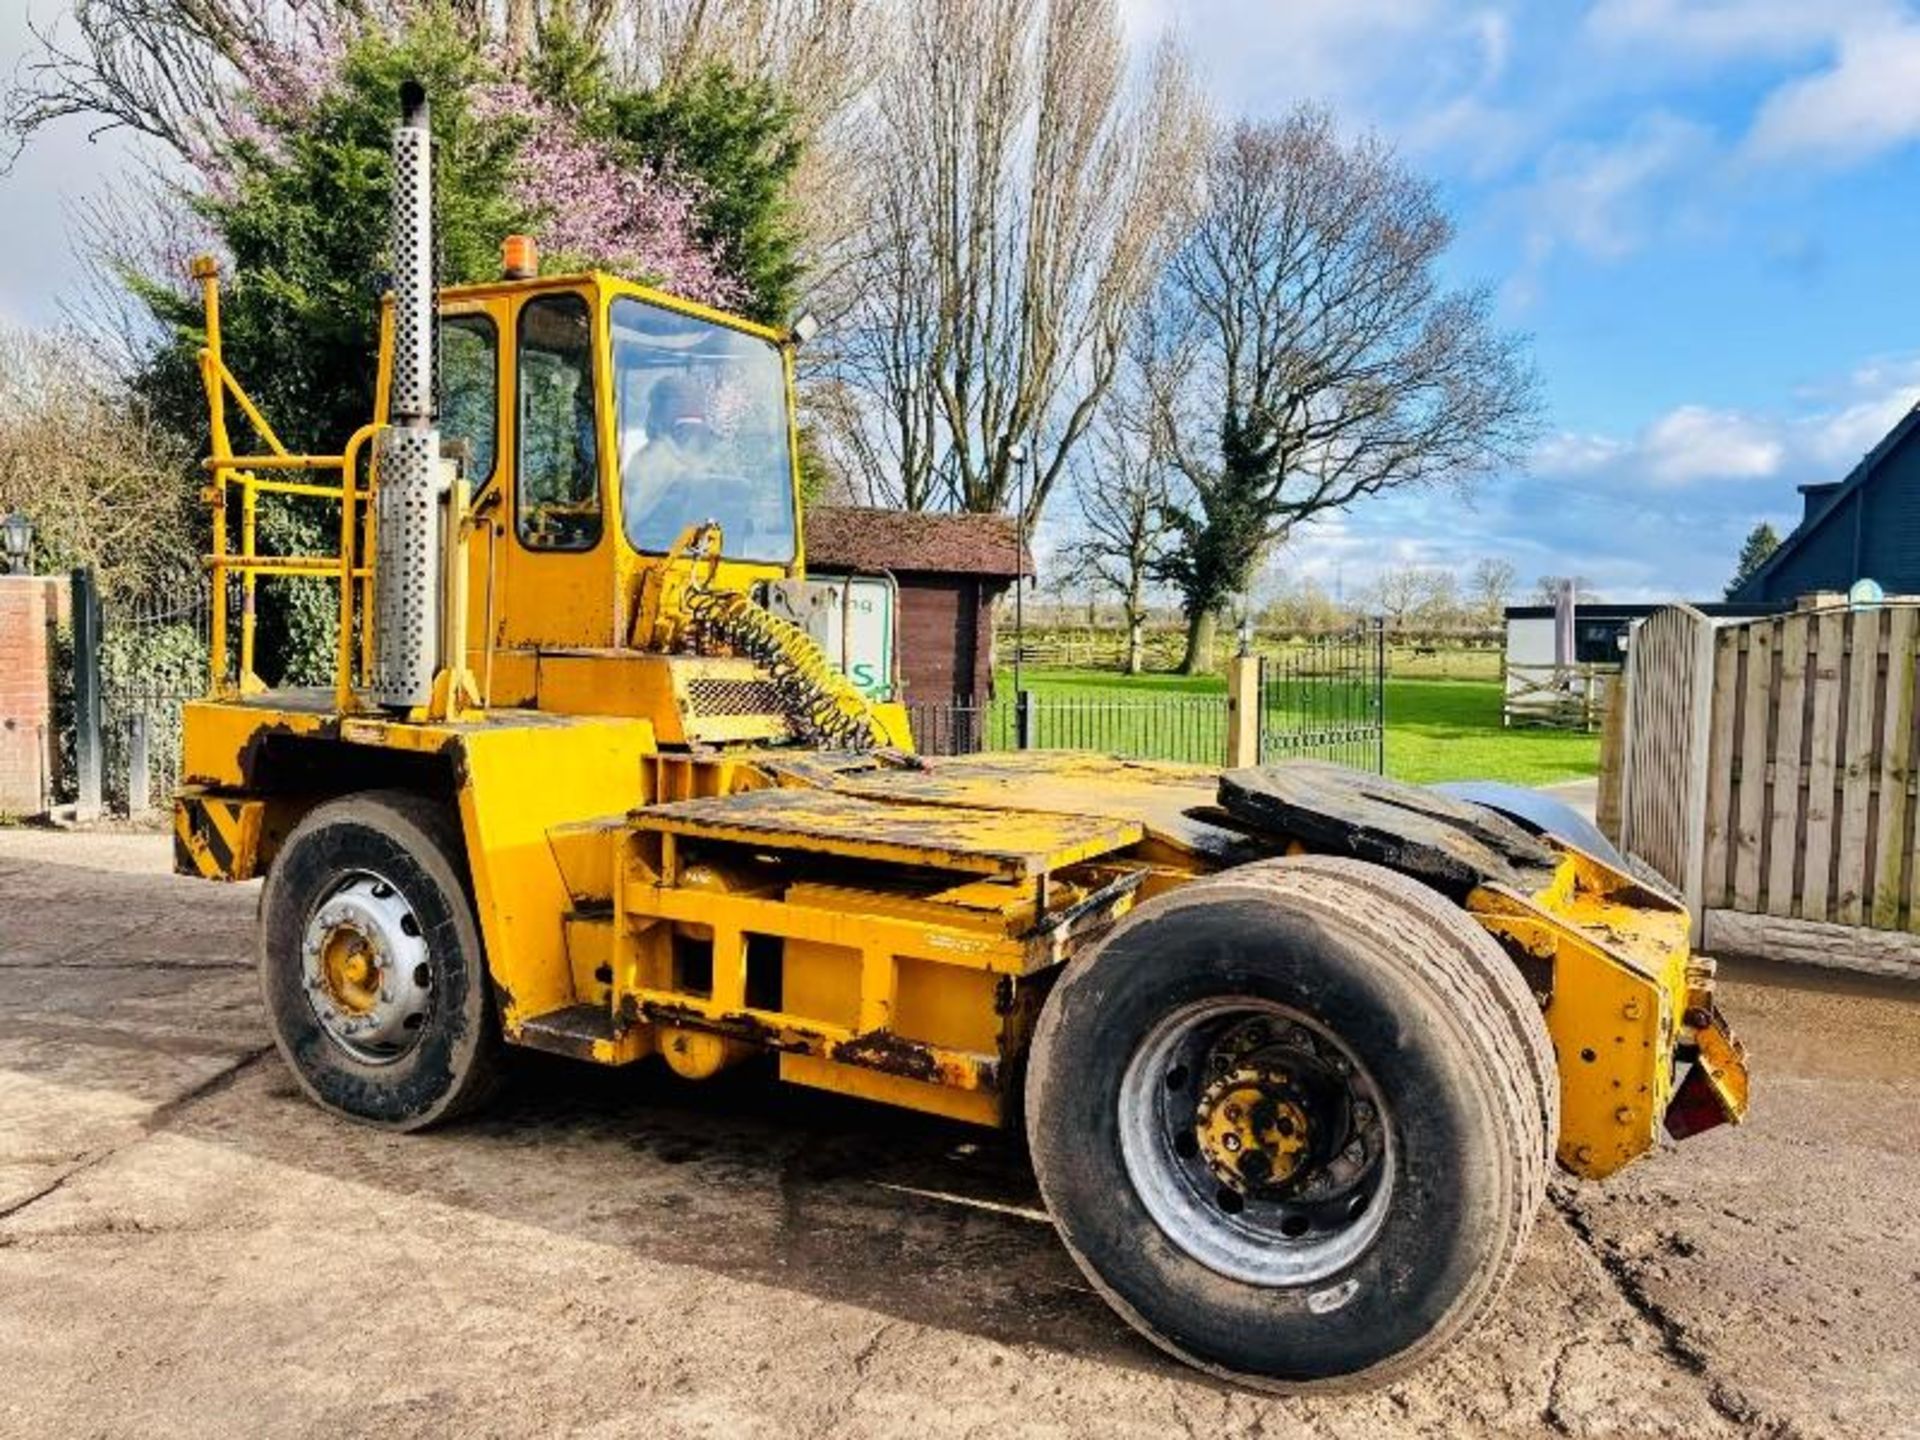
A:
[0, 510, 31, 575]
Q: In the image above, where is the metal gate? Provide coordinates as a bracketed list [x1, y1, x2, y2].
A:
[97, 572, 212, 813]
[1259, 620, 1386, 772]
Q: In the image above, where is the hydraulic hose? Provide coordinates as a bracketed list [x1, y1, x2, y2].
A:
[683, 582, 889, 751]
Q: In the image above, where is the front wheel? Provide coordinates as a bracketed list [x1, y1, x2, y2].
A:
[1026, 856, 1555, 1391]
[258, 790, 502, 1130]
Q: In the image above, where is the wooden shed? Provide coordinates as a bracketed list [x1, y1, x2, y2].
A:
[804, 506, 1031, 705]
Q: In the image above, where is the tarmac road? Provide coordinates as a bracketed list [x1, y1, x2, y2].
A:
[1, 828, 1916, 1439]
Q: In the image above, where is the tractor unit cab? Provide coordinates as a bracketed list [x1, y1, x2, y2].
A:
[171, 83, 1749, 1395]
[189, 81, 895, 751]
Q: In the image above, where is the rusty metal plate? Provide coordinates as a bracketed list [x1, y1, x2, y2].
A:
[1221, 761, 1560, 895]
[769, 750, 1258, 863]
[630, 786, 1142, 878]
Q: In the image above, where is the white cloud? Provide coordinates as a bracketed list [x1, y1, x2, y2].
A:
[1123, 0, 1535, 170]
[1534, 354, 1920, 491]
[1745, 17, 1920, 163]
[1583, 0, 1886, 60]
[1587, 1, 1920, 170]
[1519, 112, 1715, 265]
[1641, 406, 1784, 482]
[1530, 431, 1627, 475]
[1795, 355, 1920, 466]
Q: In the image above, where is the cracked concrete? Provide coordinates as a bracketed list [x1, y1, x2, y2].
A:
[0, 826, 1916, 1438]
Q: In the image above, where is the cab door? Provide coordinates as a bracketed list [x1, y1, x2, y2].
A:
[497, 287, 619, 653]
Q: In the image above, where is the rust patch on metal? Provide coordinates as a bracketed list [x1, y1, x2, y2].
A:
[835, 1029, 941, 1083]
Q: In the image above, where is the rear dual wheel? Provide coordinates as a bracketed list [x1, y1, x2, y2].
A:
[1027, 856, 1556, 1391]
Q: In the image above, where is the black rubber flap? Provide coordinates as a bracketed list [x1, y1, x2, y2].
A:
[1219, 762, 1561, 896]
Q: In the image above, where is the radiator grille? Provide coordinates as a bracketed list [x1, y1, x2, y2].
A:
[684, 677, 784, 716]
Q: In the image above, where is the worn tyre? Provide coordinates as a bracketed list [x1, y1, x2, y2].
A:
[258, 789, 501, 1130]
[1026, 855, 1555, 1391]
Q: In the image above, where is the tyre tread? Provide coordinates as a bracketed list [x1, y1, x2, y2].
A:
[1027, 853, 1558, 1392]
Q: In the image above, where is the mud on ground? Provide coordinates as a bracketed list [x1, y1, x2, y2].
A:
[1, 828, 1915, 1439]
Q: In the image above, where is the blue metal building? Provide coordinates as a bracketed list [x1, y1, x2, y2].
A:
[1731, 405, 1920, 603]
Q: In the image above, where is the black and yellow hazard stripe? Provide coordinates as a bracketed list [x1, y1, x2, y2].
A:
[173, 791, 264, 881]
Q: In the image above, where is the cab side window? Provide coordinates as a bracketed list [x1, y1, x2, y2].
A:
[516, 293, 601, 551]
[438, 313, 497, 488]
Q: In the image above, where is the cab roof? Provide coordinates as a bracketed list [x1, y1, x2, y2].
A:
[437, 270, 787, 346]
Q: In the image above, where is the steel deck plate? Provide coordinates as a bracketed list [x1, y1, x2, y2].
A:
[630, 786, 1141, 878]
[770, 750, 1259, 863]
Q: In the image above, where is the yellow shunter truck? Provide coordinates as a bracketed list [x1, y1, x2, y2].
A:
[173, 84, 1749, 1390]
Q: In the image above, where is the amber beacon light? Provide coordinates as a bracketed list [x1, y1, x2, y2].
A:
[502, 233, 538, 279]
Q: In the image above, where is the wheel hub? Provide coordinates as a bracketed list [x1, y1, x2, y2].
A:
[1194, 1063, 1314, 1193]
[301, 873, 433, 1063]
[1117, 1000, 1396, 1287]
[319, 929, 381, 1015]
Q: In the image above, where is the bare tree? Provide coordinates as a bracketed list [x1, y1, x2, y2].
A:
[1368, 566, 1429, 632]
[1366, 565, 1464, 632]
[0, 326, 197, 596]
[819, 0, 1207, 526]
[611, 0, 880, 299]
[1415, 569, 1461, 632]
[1, 1, 630, 165]
[1064, 414, 1172, 674]
[1533, 574, 1599, 605]
[614, 0, 874, 125]
[1143, 110, 1542, 673]
[1468, 556, 1515, 628]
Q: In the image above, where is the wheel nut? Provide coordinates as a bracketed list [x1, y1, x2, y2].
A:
[1223, 1134, 1242, 1152]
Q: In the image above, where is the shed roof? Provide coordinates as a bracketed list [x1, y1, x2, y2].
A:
[805, 506, 1033, 579]
[1503, 601, 1784, 622]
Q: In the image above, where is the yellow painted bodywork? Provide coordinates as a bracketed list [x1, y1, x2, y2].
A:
[177, 690, 1744, 1173]
[1470, 849, 1709, 1178]
[173, 262, 1745, 1181]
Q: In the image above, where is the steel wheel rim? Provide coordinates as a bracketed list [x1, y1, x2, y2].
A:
[1117, 998, 1395, 1287]
[300, 869, 434, 1065]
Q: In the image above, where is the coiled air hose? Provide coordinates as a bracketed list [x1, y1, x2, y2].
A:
[683, 583, 889, 751]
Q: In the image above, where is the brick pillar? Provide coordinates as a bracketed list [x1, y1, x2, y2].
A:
[0, 575, 63, 816]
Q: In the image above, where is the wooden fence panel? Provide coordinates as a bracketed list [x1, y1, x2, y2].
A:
[1800, 612, 1846, 918]
[1608, 602, 1920, 945]
[1732, 621, 1774, 911]
[1700, 627, 1739, 906]
[1619, 605, 1713, 897]
[1873, 608, 1917, 928]
[1765, 614, 1811, 919]
[1836, 613, 1880, 924]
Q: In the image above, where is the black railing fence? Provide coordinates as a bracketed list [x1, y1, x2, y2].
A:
[908, 623, 1386, 771]
[98, 572, 213, 812]
[1259, 619, 1386, 773]
[906, 691, 1228, 765]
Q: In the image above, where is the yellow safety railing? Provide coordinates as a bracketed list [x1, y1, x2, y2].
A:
[193, 255, 393, 713]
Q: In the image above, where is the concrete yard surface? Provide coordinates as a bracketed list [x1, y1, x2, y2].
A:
[1, 827, 1916, 1439]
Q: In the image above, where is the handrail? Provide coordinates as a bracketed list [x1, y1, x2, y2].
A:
[195, 251, 387, 708]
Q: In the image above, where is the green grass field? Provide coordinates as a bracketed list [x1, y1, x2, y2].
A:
[990, 668, 1601, 787]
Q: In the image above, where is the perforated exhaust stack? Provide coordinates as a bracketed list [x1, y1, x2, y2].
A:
[371, 80, 446, 710]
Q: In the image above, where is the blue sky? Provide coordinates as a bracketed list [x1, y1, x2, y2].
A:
[5, 1, 1920, 604]
[1119, 0, 1920, 603]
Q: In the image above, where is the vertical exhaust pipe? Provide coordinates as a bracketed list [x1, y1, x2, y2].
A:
[371, 79, 445, 710]
[389, 80, 434, 427]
